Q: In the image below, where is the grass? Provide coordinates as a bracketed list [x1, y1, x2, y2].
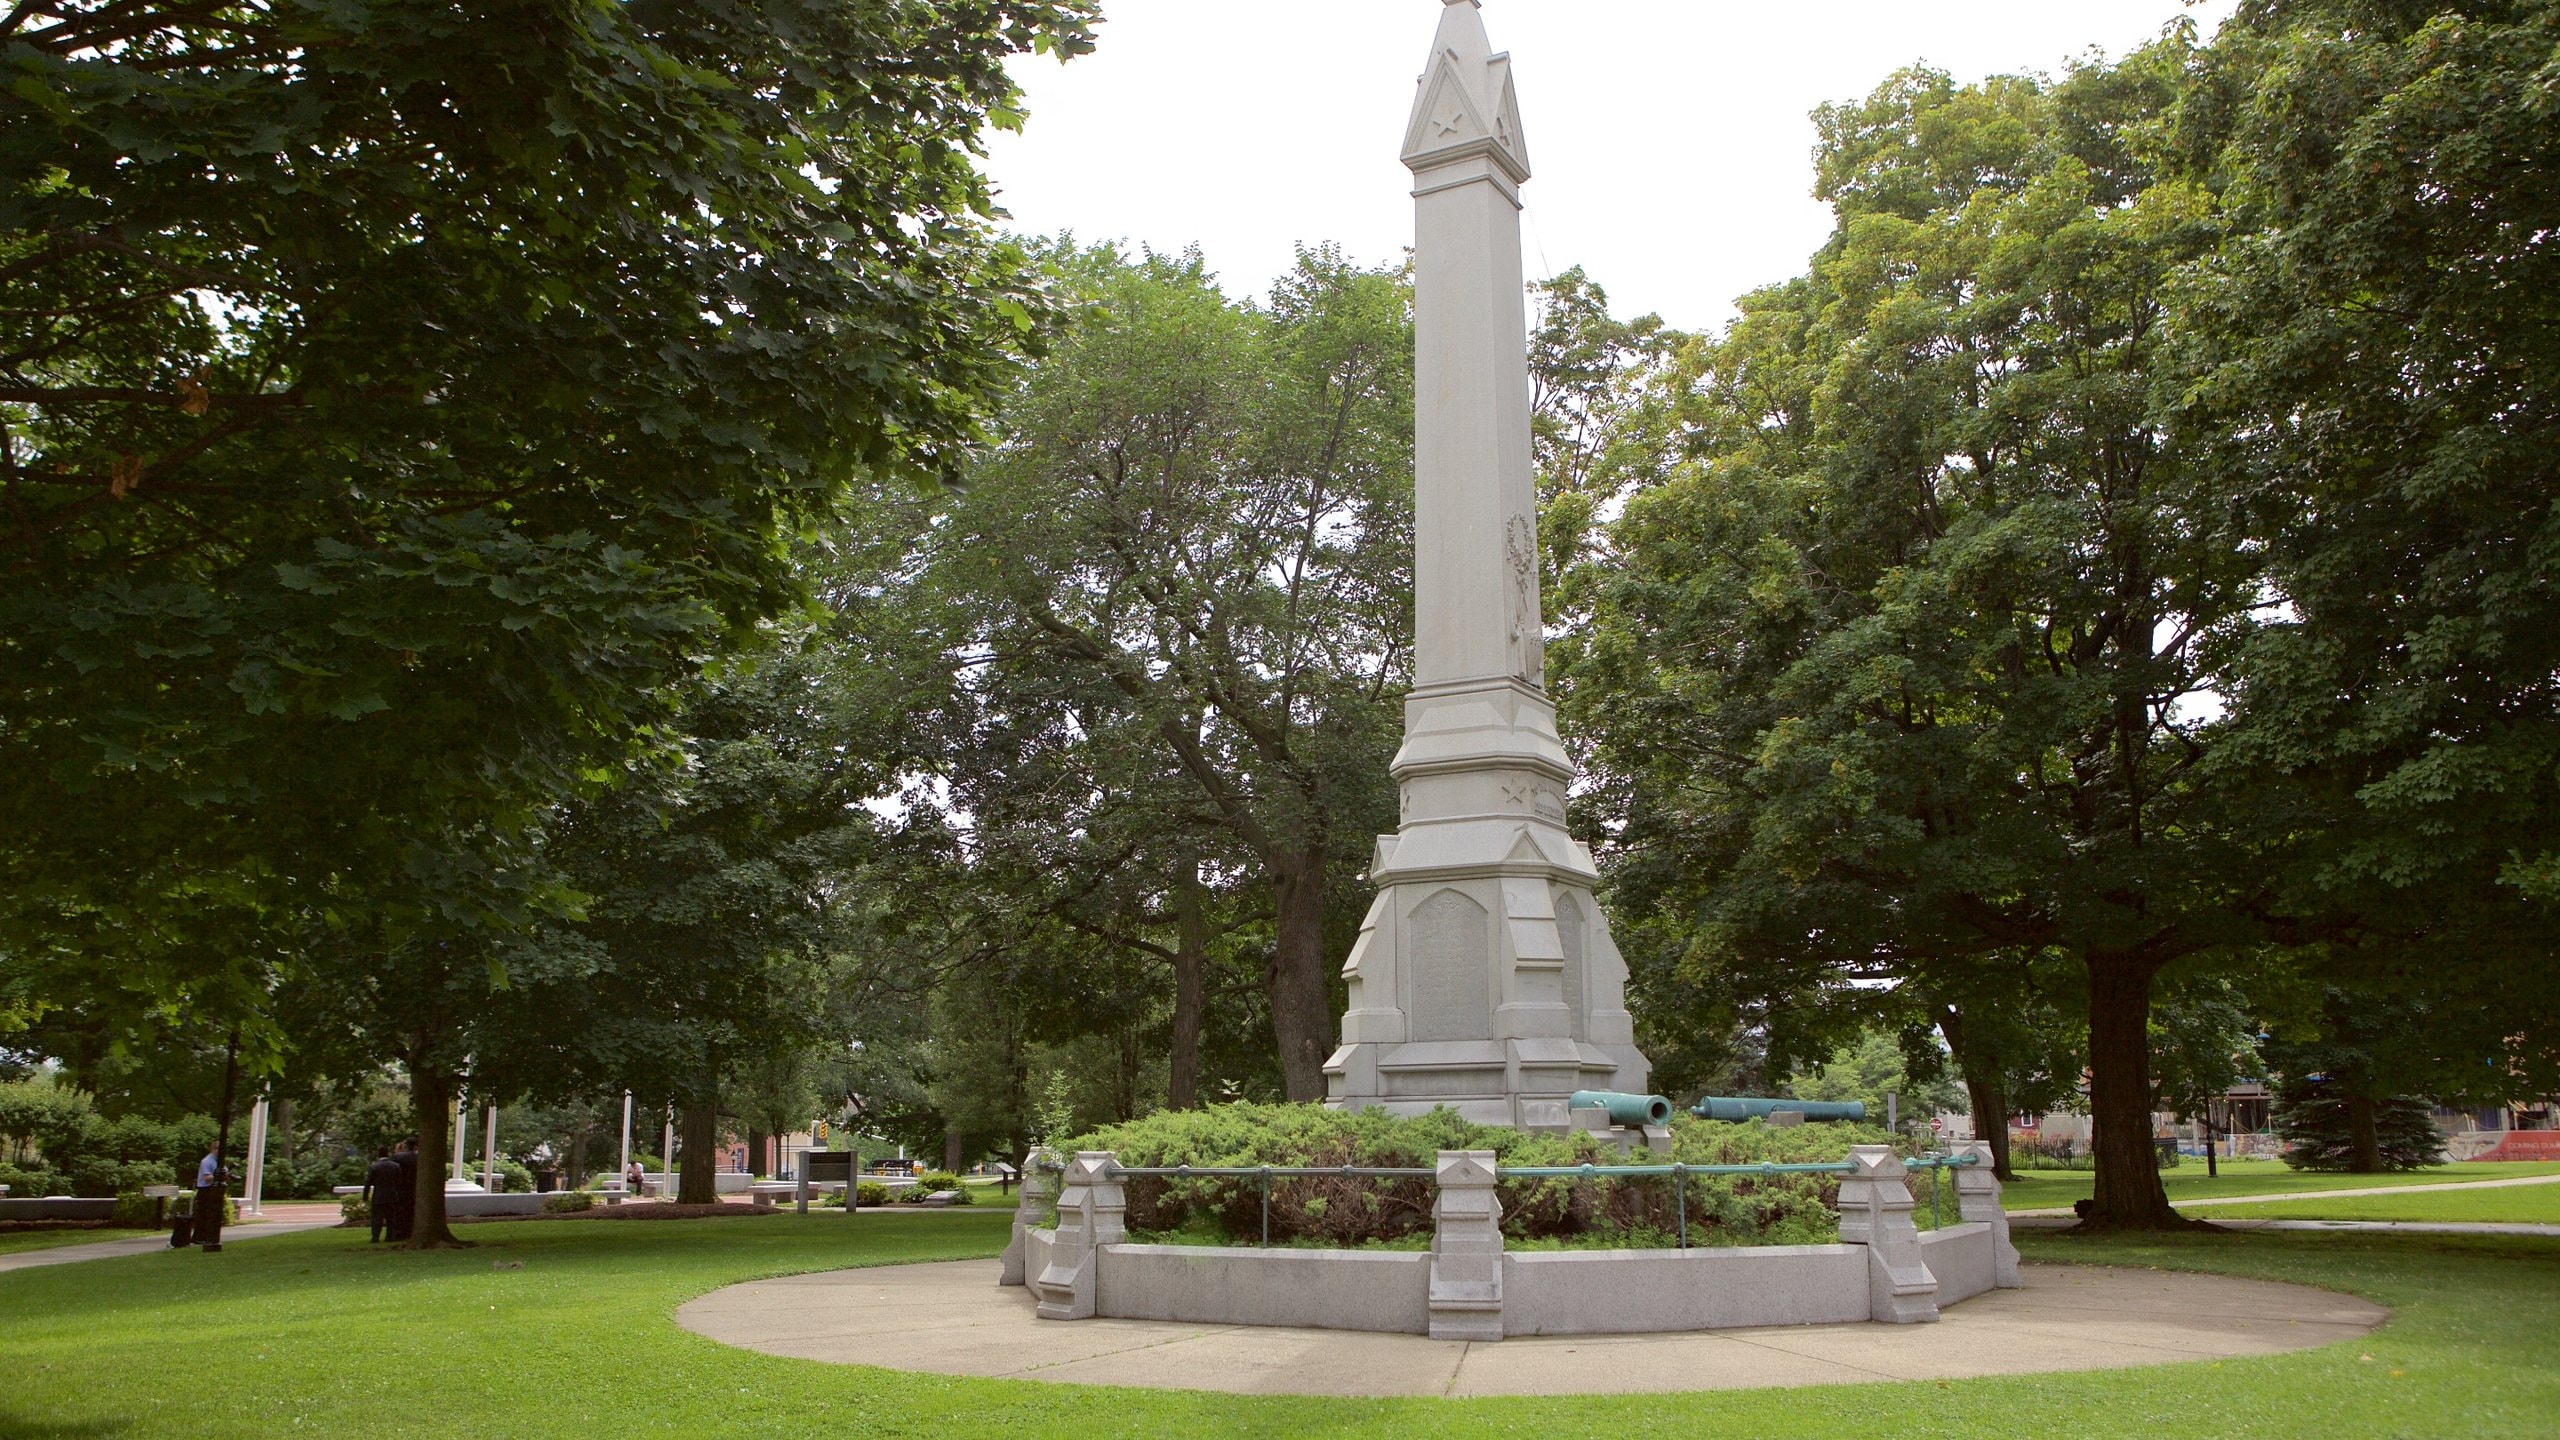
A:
[2189, 1184, 2560, 1226]
[1, 1209, 2555, 1438]
[1999, 1159, 2560, 1212]
[0, 1228, 156, 1258]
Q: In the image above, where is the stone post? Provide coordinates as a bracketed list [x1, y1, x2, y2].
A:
[1033, 1152, 1124, 1321]
[1837, 1145, 1940, 1324]
[999, 1162, 1055, 1289]
[1429, 1150, 1505, 1341]
[1953, 1141, 2022, 1288]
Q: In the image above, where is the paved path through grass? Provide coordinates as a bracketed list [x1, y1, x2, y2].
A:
[0, 1218, 340, 1273]
[2013, 1172, 2560, 1218]
[680, 1258, 2383, 1396]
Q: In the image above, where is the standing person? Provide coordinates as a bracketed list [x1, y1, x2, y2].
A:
[193, 1142, 227, 1251]
[362, 1148, 403, 1244]
[387, 1137, 420, 1243]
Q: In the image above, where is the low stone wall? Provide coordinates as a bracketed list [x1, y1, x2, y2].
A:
[1098, 1245, 1431, 1334]
[1501, 1243, 1867, 1336]
[1005, 1143, 2022, 1343]
[0, 1197, 116, 1222]
[1919, 1223, 2000, 1306]
[447, 1193, 551, 1219]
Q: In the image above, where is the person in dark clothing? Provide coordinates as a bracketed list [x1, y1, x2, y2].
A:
[387, 1137, 421, 1243]
[192, 1143, 227, 1251]
[363, 1148, 404, 1243]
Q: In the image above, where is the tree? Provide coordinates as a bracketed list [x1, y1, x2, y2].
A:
[2273, 1080, 2447, 1174]
[871, 243, 1416, 1101]
[1574, 46, 2273, 1229]
[494, 632, 890, 1208]
[0, 0, 1099, 1239]
[1788, 1029, 1964, 1129]
[2164, 0, 2560, 1095]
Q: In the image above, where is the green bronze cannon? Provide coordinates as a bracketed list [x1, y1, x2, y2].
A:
[1693, 1096, 1868, 1123]
[1567, 1091, 1674, 1127]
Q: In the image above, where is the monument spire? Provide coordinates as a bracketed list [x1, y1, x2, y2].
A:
[1325, 1, 1650, 1132]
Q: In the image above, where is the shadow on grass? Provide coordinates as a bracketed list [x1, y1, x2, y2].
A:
[0, 1408, 130, 1437]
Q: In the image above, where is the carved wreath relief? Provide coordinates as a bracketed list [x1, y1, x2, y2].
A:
[1505, 514, 1544, 685]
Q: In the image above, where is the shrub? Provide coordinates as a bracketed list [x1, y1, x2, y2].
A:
[1062, 1103, 1893, 1250]
[459, 1158, 536, 1194]
[2011, 1134, 2088, 1169]
[70, 1158, 177, 1198]
[267, 1154, 368, 1201]
[899, 1170, 967, 1203]
[0, 1077, 95, 1168]
[0, 1161, 68, 1196]
[112, 1190, 181, 1227]
[855, 1181, 892, 1208]
[542, 1191, 596, 1214]
[2275, 1079, 2448, 1172]
[340, 1192, 372, 1224]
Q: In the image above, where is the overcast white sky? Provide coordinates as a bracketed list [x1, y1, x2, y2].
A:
[983, 1, 2236, 332]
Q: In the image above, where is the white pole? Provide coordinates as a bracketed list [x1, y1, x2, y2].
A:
[242, 1099, 269, 1216]
[618, 1091, 633, 1187]
[662, 1113, 675, 1201]
[452, 1092, 467, 1182]
[483, 1106, 499, 1192]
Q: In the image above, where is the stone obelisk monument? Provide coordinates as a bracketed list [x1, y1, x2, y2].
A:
[1325, 0, 1650, 1131]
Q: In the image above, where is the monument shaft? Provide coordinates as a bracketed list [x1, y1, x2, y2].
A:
[1325, 0, 1649, 1130]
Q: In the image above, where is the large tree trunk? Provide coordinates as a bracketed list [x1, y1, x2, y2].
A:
[2345, 1091, 2384, 1174]
[943, 1122, 967, 1173]
[677, 1098, 719, 1205]
[746, 1127, 766, 1179]
[1268, 853, 1335, 1102]
[2081, 957, 2186, 1230]
[407, 1067, 464, 1247]
[1169, 863, 1208, 1110]
[1939, 1005, 2015, 1181]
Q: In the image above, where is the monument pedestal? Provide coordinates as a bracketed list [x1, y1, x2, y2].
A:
[1326, 682, 1647, 1130]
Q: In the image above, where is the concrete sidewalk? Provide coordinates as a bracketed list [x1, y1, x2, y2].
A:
[2011, 1216, 2560, 1239]
[678, 1259, 2386, 1398]
[2011, 1173, 2560, 1219]
[0, 1218, 342, 1275]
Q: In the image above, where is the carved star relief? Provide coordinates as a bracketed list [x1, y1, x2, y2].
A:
[1432, 105, 1471, 139]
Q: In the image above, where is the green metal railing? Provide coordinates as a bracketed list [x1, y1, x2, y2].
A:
[1093, 1153, 1979, 1250]
[1103, 1164, 1436, 1248]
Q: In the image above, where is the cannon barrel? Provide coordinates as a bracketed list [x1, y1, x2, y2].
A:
[1693, 1096, 1869, 1123]
[1567, 1091, 1674, 1127]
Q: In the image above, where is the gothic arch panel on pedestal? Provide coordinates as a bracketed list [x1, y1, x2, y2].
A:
[1555, 888, 1588, 1040]
[1409, 888, 1491, 1043]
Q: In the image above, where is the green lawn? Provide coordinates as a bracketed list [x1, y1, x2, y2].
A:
[0, 1228, 157, 1258]
[1999, 1159, 2560, 1212]
[2, 1209, 2555, 1438]
[2189, 1184, 2560, 1226]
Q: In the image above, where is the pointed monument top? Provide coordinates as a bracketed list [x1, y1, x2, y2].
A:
[1403, 0, 1529, 183]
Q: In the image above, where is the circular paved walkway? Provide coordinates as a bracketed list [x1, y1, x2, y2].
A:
[677, 1260, 2386, 1397]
